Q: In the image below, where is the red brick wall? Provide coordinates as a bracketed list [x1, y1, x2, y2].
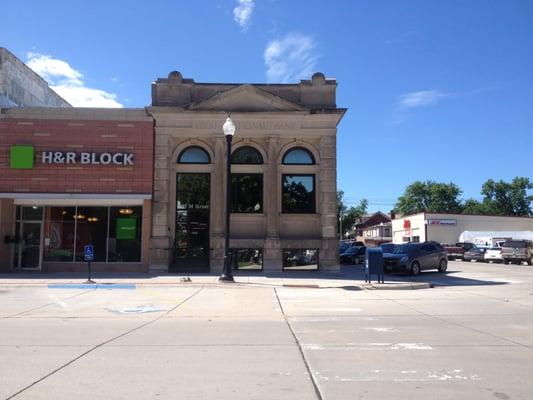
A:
[0, 118, 153, 194]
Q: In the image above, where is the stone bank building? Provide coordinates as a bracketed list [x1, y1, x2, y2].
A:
[0, 65, 345, 273]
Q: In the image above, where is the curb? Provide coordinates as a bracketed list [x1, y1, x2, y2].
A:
[362, 282, 433, 290]
[282, 284, 320, 288]
[0, 281, 432, 290]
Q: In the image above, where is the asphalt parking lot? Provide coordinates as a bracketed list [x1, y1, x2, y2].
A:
[1, 260, 532, 399]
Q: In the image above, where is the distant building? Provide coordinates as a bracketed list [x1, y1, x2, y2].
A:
[352, 211, 390, 235]
[0, 47, 70, 107]
[360, 221, 392, 245]
[391, 212, 533, 244]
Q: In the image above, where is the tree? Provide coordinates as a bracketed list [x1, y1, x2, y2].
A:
[342, 199, 369, 237]
[463, 177, 533, 216]
[462, 198, 490, 215]
[337, 191, 368, 238]
[395, 181, 463, 216]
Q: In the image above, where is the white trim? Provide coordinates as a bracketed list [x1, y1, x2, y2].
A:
[4, 193, 150, 206]
[72, 206, 78, 262]
[1, 193, 150, 199]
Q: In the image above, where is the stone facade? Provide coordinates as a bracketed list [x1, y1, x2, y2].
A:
[149, 71, 346, 273]
[0, 48, 70, 107]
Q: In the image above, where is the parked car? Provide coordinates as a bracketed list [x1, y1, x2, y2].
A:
[378, 242, 397, 254]
[463, 245, 486, 262]
[339, 242, 351, 254]
[484, 247, 503, 263]
[443, 242, 475, 261]
[501, 240, 533, 265]
[340, 246, 366, 265]
[383, 241, 448, 276]
[339, 240, 365, 254]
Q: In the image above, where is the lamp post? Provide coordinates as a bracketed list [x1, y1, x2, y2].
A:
[219, 116, 235, 282]
[339, 212, 343, 240]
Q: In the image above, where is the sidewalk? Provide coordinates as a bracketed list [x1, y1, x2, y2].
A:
[0, 265, 432, 290]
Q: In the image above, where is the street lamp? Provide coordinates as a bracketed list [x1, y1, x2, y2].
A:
[219, 116, 235, 282]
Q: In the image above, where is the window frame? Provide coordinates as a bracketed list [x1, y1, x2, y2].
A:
[231, 146, 263, 165]
[177, 146, 211, 164]
[282, 147, 315, 165]
[230, 173, 264, 214]
[231, 248, 264, 271]
[281, 173, 316, 214]
[282, 248, 319, 271]
[41, 205, 143, 263]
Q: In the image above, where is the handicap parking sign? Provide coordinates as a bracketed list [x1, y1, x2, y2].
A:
[84, 245, 94, 261]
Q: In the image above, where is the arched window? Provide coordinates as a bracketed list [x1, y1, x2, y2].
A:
[177, 146, 210, 164]
[231, 146, 263, 164]
[282, 147, 315, 165]
[230, 146, 264, 213]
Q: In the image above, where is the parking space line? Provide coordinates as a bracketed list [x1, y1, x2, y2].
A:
[2, 289, 96, 319]
[274, 287, 323, 400]
[4, 285, 205, 400]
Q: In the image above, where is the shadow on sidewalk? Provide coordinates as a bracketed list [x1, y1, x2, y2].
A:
[0, 264, 508, 288]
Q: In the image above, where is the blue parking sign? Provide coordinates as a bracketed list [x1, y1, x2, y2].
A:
[84, 245, 94, 261]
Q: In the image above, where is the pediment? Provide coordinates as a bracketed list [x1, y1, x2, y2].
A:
[187, 85, 307, 112]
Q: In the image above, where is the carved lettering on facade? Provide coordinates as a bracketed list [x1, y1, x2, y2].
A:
[192, 120, 299, 130]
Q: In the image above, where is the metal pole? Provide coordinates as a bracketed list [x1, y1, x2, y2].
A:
[219, 134, 234, 282]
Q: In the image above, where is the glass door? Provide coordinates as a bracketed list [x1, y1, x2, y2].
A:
[14, 206, 44, 270]
[172, 173, 210, 272]
[20, 222, 42, 269]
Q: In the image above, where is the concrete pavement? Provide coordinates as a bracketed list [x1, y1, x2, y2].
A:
[1, 261, 532, 399]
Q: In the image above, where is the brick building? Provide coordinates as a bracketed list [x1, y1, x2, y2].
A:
[0, 70, 345, 274]
[0, 108, 153, 272]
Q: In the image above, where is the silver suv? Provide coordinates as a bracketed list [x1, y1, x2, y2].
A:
[501, 240, 533, 265]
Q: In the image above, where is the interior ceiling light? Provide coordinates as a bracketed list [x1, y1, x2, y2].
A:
[87, 217, 99, 222]
[73, 214, 86, 220]
[119, 208, 134, 215]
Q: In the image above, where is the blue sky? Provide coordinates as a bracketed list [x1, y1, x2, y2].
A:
[2, 0, 532, 211]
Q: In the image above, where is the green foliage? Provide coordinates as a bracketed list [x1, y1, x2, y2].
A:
[396, 177, 533, 217]
[395, 181, 463, 215]
[463, 177, 533, 216]
[462, 198, 490, 215]
[337, 190, 368, 237]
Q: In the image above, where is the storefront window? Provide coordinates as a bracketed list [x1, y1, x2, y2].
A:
[231, 174, 263, 213]
[232, 249, 263, 270]
[108, 206, 142, 262]
[74, 207, 108, 262]
[282, 174, 315, 213]
[40, 205, 142, 263]
[282, 249, 319, 271]
[22, 206, 43, 221]
[44, 207, 76, 261]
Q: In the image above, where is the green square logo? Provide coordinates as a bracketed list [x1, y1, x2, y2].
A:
[10, 145, 34, 169]
[116, 218, 137, 240]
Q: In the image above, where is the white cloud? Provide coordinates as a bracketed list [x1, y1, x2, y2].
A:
[233, 0, 254, 31]
[393, 90, 448, 124]
[264, 33, 318, 83]
[397, 90, 448, 109]
[26, 52, 122, 108]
